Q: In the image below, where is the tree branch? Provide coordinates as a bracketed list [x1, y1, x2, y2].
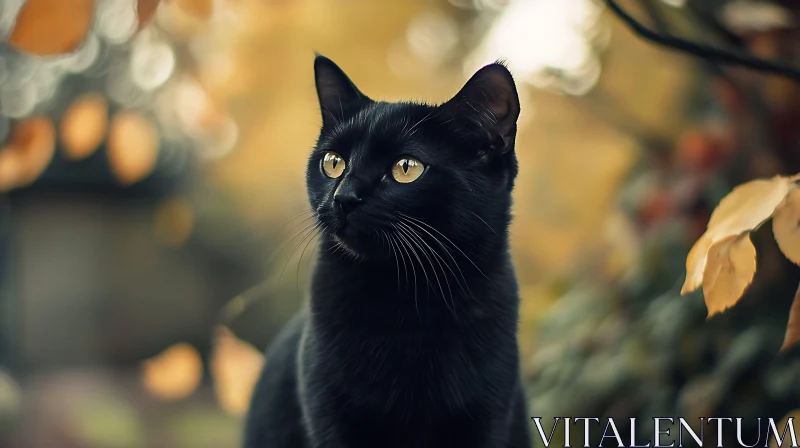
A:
[603, 0, 800, 81]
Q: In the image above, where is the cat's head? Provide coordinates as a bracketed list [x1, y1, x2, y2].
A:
[307, 55, 520, 261]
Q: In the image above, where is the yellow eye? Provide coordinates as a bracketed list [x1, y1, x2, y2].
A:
[322, 152, 345, 178]
[391, 157, 424, 183]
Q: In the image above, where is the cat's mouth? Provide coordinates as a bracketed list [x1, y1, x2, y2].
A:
[324, 210, 391, 259]
[328, 219, 379, 259]
[331, 220, 354, 243]
[332, 222, 356, 244]
[330, 228, 365, 258]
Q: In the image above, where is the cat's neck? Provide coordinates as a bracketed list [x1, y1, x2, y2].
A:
[316, 234, 508, 283]
[308, 236, 516, 327]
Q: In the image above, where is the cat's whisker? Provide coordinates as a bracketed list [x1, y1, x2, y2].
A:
[396, 223, 453, 315]
[393, 233, 410, 292]
[308, 227, 324, 271]
[213, 212, 319, 326]
[382, 230, 401, 289]
[413, 232, 463, 310]
[395, 225, 432, 297]
[469, 211, 497, 236]
[397, 115, 412, 140]
[398, 222, 456, 316]
[396, 221, 455, 314]
[397, 216, 471, 298]
[277, 222, 323, 284]
[402, 110, 435, 139]
[398, 237, 419, 317]
[385, 229, 420, 320]
[295, 225, 324, 300]
[392, 223, 422, 307]
[387, 230, 415, 316]
[214, 216, 319, 325]
[238, 209, 316, 248]
[398, 213, 490, 281]
[264, 215, 320, 265]
[275, 208, 316, 227]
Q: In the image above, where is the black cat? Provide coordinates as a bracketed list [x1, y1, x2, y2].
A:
[243, 55, 531, 448]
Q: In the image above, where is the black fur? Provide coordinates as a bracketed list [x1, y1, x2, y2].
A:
[243, 55, 531, 448]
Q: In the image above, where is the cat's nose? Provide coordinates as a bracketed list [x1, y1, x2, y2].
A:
[334, 191, 362, 214]
[333, 181, 364, 215]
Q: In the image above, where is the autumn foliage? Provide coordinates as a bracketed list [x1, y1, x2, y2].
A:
[7, 0, 215, 57]
[682, 175, 800, 351]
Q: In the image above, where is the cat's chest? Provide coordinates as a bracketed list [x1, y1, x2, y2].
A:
[304, 315, 507, 416]
[333, 415, 494, 448]
[305, 265, 518, 416]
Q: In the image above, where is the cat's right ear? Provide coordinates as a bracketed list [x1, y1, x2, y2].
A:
[438, 62, 520, 158]
[314, 55, 370, 128]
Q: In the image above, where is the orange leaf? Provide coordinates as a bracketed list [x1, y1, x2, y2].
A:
[0, 117, 55, 191]
[9, 0, 95, 56]
[140, 343, 203, 401]
[782, 287, 800, 352]
[702, 233, 757, 317]
[681, 176, 790, 294]
[707, 176, 791, 234]
[210, 326, 265, 416]
[107, 111, 160, 185]
[773, 186, 800, 265]
[60, 94, 108, 161]
[137, 0, 162, 28]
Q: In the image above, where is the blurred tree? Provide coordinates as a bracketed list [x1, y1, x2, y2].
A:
[0, 0, 270, 372]
[526, 1, 800, 445]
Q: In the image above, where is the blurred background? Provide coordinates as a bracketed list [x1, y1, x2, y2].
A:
[1, 0, 799, 446]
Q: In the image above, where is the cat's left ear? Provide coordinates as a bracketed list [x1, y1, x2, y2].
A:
[314, 55, 370, 128]
[439, 62, 520, 156]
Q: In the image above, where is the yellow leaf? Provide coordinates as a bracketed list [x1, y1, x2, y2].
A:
[210, 326, 265, 416]
[707, 176, 791, 235]
[137, 0, 162, 28]
[773, 186, 800, 265]
[781, 288, 800, 352]
[682, 234, 713, 295]
[8, 0, 95, 56]
[141, 343, 203, 401]
[702, 233, 757, 317]
[681, 176, 790, 294]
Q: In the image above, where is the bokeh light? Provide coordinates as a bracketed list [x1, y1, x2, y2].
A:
[466, 0, 603, 95]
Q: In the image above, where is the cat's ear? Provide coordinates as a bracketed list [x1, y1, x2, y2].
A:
[439, 62, 520, 156]
[314, 55, 370, 128]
